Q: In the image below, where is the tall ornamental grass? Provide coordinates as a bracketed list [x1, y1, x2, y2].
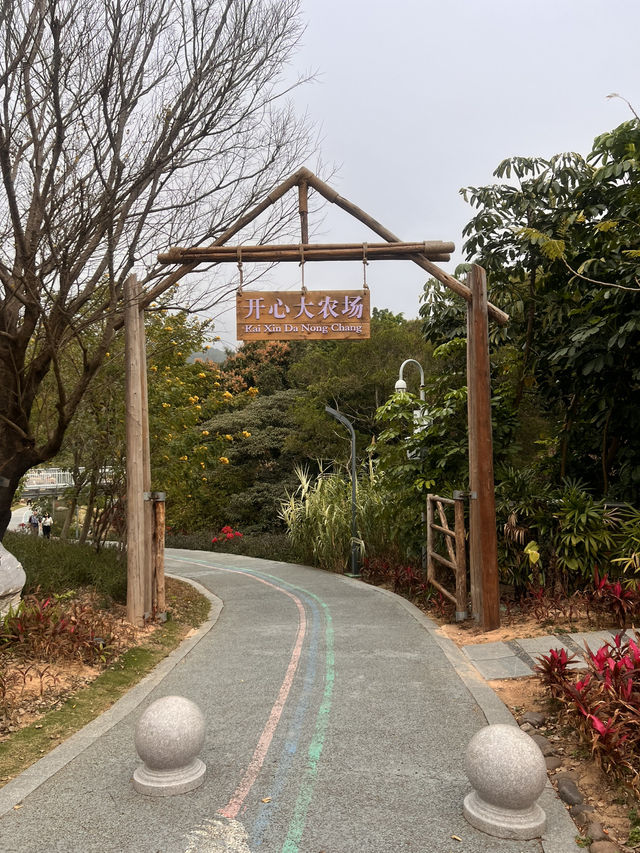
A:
[280, 464, 389, 573]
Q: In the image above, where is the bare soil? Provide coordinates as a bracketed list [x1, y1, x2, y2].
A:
[0, 614, 156, 739]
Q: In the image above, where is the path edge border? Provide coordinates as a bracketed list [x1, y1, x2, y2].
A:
[0, 574, 222, 817]
[337, 576, 580, 853]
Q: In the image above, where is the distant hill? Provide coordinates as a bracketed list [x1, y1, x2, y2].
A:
[189, 348, 227, 364]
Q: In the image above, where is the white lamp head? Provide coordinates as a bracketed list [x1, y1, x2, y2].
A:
[395, 378, 407, 392]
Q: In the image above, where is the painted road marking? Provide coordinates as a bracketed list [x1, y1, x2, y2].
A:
[251, 591, 321, 848]
[183, 816, 251, 852]
[167, 556, 335, 853]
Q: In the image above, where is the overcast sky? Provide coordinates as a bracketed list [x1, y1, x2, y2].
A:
[211, 0, 639, 349]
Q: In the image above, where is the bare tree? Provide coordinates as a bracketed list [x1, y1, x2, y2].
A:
[0, 0, 313, 536]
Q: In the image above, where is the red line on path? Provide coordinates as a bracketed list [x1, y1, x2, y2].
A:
[217, 569, 307, 820]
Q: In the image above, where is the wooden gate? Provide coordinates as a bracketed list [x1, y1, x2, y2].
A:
[426, 493, 467, 621]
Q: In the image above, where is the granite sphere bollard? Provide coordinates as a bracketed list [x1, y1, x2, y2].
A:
[463, 723, 547, 840]
[133, 695, 206, 796]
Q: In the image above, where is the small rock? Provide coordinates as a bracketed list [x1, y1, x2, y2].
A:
[545, 756, 563, 771]
[589, 841, 620, 853]
[521, 710, 547, 727]
[529, 733, 555, 756]
[557, 777, 583, 805]
[557, 770, 580, 782]
[586, 822, 609, 842]
[570, 803, 595, 828]
[520, 722, 535, 733]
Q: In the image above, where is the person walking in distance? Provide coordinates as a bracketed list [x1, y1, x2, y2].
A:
[42, 513, 53, 540]
[28, 511, 40, 536]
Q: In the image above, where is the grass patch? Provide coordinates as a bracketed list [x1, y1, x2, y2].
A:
[3, 531, 126, 603]
[0, 577, 210, 786]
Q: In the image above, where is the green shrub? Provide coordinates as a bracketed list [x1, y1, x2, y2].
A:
[2, 532, 126, 603]
[496, 471, 638, 593]
[165, 530, 300, 563]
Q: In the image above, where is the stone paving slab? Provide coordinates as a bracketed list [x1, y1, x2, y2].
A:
[570, 630, 619, 650]
[462, 629, 630, 680]
[516, 636, 583, 671]
[467, 655, 534, 680]
[461, 640, 514, 661]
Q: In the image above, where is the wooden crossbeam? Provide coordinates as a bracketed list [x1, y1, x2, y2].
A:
[158, 240, 453, 265]
[148, 165, 509, 325]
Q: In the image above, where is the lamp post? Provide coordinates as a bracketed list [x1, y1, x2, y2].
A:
[395, 358, 425, 401]
[395, 359, 427, 571]
[325, 406, 360, 577]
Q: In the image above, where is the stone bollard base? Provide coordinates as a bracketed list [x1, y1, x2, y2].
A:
[463, 790, 546, 840]
[133, 757, 206, 797]
[133, 695, 206, 798]
[463, 723, 547, 841]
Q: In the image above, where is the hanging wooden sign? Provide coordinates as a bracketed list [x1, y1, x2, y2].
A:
[236, 290, 370, 341]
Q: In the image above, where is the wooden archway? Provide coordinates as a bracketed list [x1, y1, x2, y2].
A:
[126, 168, 507, 630]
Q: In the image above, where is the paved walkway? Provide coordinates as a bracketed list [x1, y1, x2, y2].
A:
[461, 629, 625, 680]
[0, 552, 580, 852]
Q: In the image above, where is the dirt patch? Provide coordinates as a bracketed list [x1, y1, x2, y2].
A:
[1, 625, 157, 739]
[0, 662, 101, 734]
[438, 611, 606, 646]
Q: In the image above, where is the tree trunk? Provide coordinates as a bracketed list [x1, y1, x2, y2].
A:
[0, 417, 41, 541]
[601, 408, 614, 495]
[79, 480, 97, 545]
[559, 394, 580, 480]
[60, 496, 77, 540]
[514, 265, 536, 409]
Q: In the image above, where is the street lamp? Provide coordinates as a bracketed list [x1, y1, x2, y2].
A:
[395, 358, 425, 400]
[325, 406, 360, 578]
[395, 359, 427, 571]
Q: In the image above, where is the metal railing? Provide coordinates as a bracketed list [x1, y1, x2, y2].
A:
[22, 467, 114, 496]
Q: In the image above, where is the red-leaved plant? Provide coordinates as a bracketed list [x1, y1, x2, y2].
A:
[588, 568, 639, 628]
[536, 631, 640, 792]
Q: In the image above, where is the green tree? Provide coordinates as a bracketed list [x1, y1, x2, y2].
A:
[287, 309, 434, 461]
[50, 308, 248, 541]
[194, 388, 304, 533]
[459, 119, 640, 499]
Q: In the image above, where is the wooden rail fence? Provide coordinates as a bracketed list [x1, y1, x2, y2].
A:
[426, 493, 467, 621]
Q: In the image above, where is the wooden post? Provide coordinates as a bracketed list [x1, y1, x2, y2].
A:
[298, 180, 309, 245]
[454, 495, 468, 621]
[426, 495, 435, 582]
[125, 275, 146, 627]
[137, 286, 153, 617]
[152, 492, 166, 615]
[466, 265, 500, 630]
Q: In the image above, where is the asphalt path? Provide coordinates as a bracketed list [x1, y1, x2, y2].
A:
[7, 507, 30, 532]
[0, 551, 579, 852]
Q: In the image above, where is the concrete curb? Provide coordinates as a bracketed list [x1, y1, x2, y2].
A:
[0, 574, 223, 817]
[336, 575, 580, 853]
